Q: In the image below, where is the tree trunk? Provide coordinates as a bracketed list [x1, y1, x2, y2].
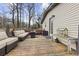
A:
[28, 17, 30, 28]
[16, 3, 19, 28]
[20, 5, 21, 29]
[12, 3, 15, 27]
[12, 9, 15, 26]
[28, 11, 31, 29]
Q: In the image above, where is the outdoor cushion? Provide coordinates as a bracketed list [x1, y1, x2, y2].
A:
[20, 30, 25, 34]
[14, 31, 21, 36]
[17, 32, 29, 37]
[6, 37, 18, 45]
[14, 30, 25, 36]
[2, 37, 18, 45]
[0, 41, 6, 49]
[0, 32, 8, 41]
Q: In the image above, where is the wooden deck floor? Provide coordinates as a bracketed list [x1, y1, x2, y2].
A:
[6, 35, 76, 56]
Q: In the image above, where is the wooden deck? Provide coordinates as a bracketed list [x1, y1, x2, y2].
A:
[6, 35, 76, 56]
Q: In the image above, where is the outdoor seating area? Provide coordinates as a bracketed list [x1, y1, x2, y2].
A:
[14, 30, 29, 41]
[0, 29, 30, 56]
[0, 31, 18, 55]
[0, 28, 50, 56]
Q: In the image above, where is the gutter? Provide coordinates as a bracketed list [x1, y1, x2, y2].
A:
[41, 3, 59, 24]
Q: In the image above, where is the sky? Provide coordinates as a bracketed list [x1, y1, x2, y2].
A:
[0, 3, 11, 18]
[0, 3, 49, 25]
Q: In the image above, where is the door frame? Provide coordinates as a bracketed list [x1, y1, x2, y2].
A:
[49, 15, 55, 36]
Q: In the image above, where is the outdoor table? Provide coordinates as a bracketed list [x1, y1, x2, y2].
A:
[30, 31, 36, 38]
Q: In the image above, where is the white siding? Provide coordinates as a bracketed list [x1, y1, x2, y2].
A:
[42, 3, 79, 38]
[42, 15, 50, 32]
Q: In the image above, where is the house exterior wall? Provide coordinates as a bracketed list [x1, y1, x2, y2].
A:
[42, 3, 79, 38]
[42, 15, 50, 31]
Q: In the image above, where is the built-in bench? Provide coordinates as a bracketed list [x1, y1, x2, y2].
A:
[56, 35, 76, 51]
[14, 30, 29, 41]
[53, 28, 76, 52]
[0, 32, 18, 56]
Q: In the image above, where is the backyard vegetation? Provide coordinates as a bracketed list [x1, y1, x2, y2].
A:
[0, 3, 43, 30]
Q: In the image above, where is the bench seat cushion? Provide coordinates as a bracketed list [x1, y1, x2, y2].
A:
[17, 32, 29, 37]
[2, 37, 18, 45]
[0, 32, 8, 41]
[0, 41, 6, 49]
[14, 31, 21, 36]
[14, 30, 25, 36]
[20, 30, 25, 34]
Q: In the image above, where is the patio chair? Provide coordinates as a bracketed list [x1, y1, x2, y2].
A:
[0, 32, 18, 55]
[0, 41, 6, 56]
[14, 30, 29, 41]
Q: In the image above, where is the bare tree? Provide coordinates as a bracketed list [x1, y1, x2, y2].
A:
[26, 3, 35, 29]
[15, 3, 24, 28]
[19, 3, 23, 29]
[36, 17, 41, 28]
[7, 3, 41, 29]
[8, 3, 16, 26]
[16, 3, 19, 28]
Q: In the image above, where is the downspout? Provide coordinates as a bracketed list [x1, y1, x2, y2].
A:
[77, 25, 79, 55]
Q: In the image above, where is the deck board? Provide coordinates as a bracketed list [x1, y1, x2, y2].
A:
[6, 35, 76, 56]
